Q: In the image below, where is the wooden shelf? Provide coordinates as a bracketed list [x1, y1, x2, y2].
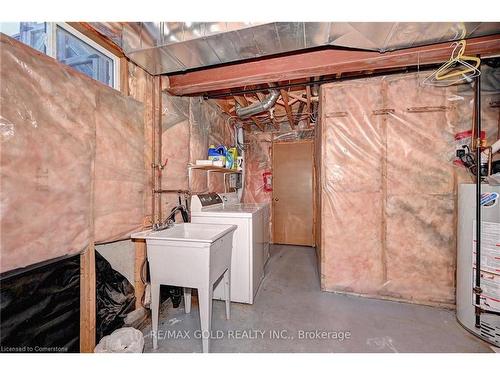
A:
[188, 164, 241, 173]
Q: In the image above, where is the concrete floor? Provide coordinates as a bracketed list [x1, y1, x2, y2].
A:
[143, 245, 493, 353]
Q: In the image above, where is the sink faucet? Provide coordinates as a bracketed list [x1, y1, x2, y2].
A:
[152, 205, 189, 231]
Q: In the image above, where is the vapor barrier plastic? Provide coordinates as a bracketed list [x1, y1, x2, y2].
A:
[0, 35, 95, 272]
[129, 63, 154, 220]
[242, 128, 314, 207]
[0, 34, 146, 272]
[242, 132, 273, 205]
[94, 89, 145, 243]
[161, 93, 190, 202]
[272, 128, 315, 142]
[160, 94, 234, 215]
[319, 69, 499, 306]
[203, 100, 234, 193]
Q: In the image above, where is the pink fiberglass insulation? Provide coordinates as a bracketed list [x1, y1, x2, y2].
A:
[94, 88, 145, 243]
[0, 35, 95, 272]
[203, 100, 234, 193]
[129, 62, 154, 221]
[320, 79, 385, 295]
[0, 34, 146, 272]
[160, 93, 191, 215]
[242, 132, 273, 205]
[159, 94, 233, 217]
[319, 70, 499, 306]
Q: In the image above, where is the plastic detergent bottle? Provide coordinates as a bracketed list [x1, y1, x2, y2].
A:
[227, 147, 238, 169]
[208, 145, 217, 159]
[208, 145, 227, 166]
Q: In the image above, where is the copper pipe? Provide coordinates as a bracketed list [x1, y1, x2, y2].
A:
[471, 81, 478, 152]
[406, 106, 449, 113]
[157, 77, 163, 222]
[151, 76, 156, 226]
[150, 77, 164, 226]
[485, 146, 493, 176]
[154, 189, 192, 194]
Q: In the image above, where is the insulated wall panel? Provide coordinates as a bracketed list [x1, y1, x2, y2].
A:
[1, 34, 148, 272]
[322, 82, 384, 194]
[129, 62, 154, 222]
[94, 89, 145, 243]
[382, 75, 456, 304]
[242, 132, 273, 205]
[318, 71, 498, 306]
[0, 35, 95, 272]
[384, 194, 455, 304]
[320, 79, 385, 294]
[204, 100, 234, 194]
[322, 192, 384, 294]
[161, 94, 191, 216]
[161, 118, 190, 191]
[158, 94, 233, 217]
[385, 76, 456, 195]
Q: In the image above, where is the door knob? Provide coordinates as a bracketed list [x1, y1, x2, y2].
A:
[274, 197, 279, 201]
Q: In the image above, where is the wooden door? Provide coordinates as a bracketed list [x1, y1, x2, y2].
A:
[272, 141, 314, 246]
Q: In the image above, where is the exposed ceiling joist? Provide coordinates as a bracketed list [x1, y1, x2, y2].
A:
[276, 98, 299, 107]
[280, 89, 295, 129]
[305, 85, 312, 127]
[288, 92, 309, 104]
[166, 35, 500, 95]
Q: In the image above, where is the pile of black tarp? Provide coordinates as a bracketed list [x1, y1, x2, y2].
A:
[0, 251, 136, 352]
[0, 255, 80, 353]
[95, 251, 135, 342]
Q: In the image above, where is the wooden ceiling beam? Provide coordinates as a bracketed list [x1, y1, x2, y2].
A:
[305, 85, 312, 127]
[167, 35, 500, 95]
[288, 92, 308, 104]
[215, 99, 233, 116]
[244, 96, 260, 104]
[280, 89, 295, 129]
[276, 98, 299, 107]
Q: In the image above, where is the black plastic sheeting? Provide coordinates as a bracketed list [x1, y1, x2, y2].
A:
[0, 250, 136, 352]
[0, 254, 80, 353]
[95, 251, 135, 342]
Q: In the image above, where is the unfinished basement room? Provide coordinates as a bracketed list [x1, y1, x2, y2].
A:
[1, 1, 500, 373]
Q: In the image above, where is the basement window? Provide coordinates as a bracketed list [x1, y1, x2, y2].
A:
[0, 22, 47, 53]
[0, 22, 119, 90]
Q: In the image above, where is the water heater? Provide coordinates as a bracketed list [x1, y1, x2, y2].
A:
[457, 183, 500, 346]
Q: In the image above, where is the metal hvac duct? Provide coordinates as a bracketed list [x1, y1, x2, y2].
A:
[235, 89, 280, 119]
[89, 22, 500, 75]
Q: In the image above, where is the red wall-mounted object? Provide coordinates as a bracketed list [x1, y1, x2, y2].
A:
[263, 171, 272, 192]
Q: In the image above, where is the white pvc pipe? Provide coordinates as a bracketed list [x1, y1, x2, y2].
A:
[481, 138, 500, 163]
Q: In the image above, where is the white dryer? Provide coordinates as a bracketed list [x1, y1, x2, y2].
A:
[190, 192, 270, 304]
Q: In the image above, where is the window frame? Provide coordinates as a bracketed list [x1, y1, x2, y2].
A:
[1, 22, 120, 90]
[47, 23, 120, 91]
[46, 22, 120, 91]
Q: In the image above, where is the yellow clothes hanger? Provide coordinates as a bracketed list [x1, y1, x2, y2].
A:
[435, 40, 481, 81]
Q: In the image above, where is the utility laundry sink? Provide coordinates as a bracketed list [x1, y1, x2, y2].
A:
[132, 222, 236, 243]
[131, 223, 237, 353]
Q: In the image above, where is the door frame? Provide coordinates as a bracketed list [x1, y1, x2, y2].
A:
[271, 139, 316, 246]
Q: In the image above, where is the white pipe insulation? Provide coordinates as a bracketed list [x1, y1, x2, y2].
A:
[481, 138, 500, 163]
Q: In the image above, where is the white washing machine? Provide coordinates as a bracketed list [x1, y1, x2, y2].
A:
[191, 192, 270, 304]
[457, 183, 500, 346]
